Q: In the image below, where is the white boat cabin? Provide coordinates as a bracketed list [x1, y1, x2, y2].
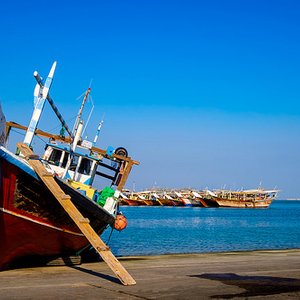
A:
[43, 143, 99, 185]
[42, 142, 124, 204]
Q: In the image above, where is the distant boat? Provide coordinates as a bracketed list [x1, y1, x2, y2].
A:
[202, 189, 279, 208]
[0, 62, 139, 271]
[121, 191, 163, 206]
[138, 192, 162, 206]
[120, 192, 146, 206]
[174, 191, 206, 207]
[119, 187, 279, 209]
[152, 192, 175, 206]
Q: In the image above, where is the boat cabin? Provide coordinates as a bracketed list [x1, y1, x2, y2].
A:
[42, 142, 125, 201]
[43, 143, 98, 184]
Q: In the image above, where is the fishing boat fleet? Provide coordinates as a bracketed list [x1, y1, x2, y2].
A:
[120, 188, 279, 208]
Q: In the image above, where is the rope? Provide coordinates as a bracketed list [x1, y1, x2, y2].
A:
[35, 134, 47, 145]
[75, 226, 115, 256]
[11, 129, 25, 136]
[106, 226, 115, 244]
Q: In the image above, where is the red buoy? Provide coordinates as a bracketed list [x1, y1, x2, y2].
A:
[114, 214, 128, 231]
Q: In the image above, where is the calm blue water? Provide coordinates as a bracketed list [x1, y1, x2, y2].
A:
[102, 200, 300, 256]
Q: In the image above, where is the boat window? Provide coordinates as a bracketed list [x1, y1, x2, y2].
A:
[70, 155, 79, 171]
[79, 158, 91, 175]
[48, 149, 62, 165]
[61, 152, 69, 168]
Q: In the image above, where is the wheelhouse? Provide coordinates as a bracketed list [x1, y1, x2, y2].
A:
[42, 141, 129, 201]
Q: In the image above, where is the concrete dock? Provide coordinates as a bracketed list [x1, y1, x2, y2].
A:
[1, 249, 300, 299]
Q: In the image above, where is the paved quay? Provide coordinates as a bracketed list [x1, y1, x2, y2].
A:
[0, 249, 300, 299]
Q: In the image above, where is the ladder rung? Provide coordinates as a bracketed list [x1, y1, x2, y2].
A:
[79, 218, 90, 223]
[25, 154, 40, 160]
[96, 245, 110, 251]
[42, 172, 53, 177]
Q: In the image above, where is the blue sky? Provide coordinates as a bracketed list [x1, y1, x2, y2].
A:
[1, 0, 300, 197]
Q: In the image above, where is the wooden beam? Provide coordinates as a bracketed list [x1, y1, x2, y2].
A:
[17, 143, 136, 286]
[6, 121, 72, 143]
[91, 145, 139, 165]
[117, 161, 134, 191]
[7, 122, 139, 166]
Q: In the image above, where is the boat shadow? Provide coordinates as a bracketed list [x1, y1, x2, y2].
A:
[69, 265, 121, 284]
[189, 273, 300, 299]
[8, 256, 122, 285]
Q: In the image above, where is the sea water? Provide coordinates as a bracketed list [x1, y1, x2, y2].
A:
[102, 200, 300, 256]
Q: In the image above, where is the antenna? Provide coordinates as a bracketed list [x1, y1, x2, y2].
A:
[92, 114, 105, 146]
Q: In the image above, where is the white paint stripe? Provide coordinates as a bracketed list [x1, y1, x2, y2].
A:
[0, 207, 84, 236]
[23, 98, 46, 145]
[42, 61, 56, 99]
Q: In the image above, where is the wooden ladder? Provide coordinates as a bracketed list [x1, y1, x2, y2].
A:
[17, 143, 136, 286]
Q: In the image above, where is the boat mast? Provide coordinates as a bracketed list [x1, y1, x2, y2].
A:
[73, 87, 91, 138]
[23, 61, 74, 147]
[62, 88, 90, 180]
[23, 62, 57, 146]
[33, 71, 73, 139]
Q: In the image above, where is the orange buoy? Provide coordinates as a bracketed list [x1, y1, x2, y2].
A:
[114, 214, 128, 231]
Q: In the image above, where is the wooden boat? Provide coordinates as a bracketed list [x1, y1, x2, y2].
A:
[154, 192, 174, 206]
[120, 192, 146, 206]
[203, 189, 278, 208]
[164, 193, 183, 206]
[124, 191, 163, 206]
[191, 191, 209, 207]
[173, 191, 192, 206]
[118, 192, 138, 206]
[0, 62, 139, 275]
[139, 194, 155, 206]
[174, 191, 204, 207]
[137, 192, 161, 206]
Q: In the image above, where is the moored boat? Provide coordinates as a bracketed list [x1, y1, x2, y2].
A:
[174, 190, 204, 207]
[155, 192, 175, 206]
[191, 191, 209, 207]
[203, 189, 278, 208]
[121, 192, 146, 206]
[138, 191, 162, 206]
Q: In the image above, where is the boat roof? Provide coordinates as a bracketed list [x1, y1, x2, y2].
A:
[47, 143, 102, 161]
[214, 189, 279, 194]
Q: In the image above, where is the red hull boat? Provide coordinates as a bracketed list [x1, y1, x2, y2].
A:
[0, 62, 139, 275]
[0, 151, 114, 270]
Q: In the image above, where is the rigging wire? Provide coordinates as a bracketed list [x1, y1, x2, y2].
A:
[46, 115, 77, 134]
[35, 134, 47, 145]
[82, 95, 94, 137]
[76, 90, 87, 101]
[10, 129, 25, 136]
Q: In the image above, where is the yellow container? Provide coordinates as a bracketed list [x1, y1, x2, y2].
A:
[69, 180, 96, 200]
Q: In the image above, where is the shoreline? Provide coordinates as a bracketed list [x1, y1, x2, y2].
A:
[1, 249, 300, 299]
[115, 247, 300, 259]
